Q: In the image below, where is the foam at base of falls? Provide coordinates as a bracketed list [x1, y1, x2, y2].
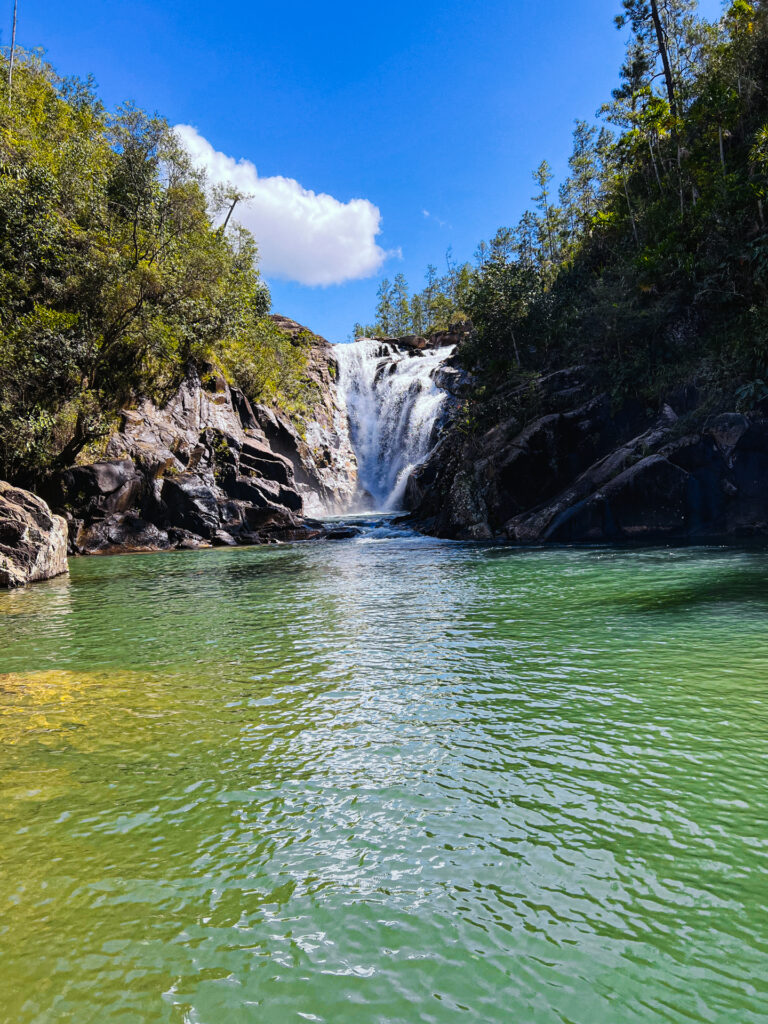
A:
[334, 339, 454, 511]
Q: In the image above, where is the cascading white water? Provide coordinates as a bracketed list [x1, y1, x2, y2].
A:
[334, 338, 454, 511]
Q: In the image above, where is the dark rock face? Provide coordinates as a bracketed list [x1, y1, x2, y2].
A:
[160, 475, 220, 538]
[48, 362, 345, 555]
[0, 482, 69, 587]
[406, 370, 768, 544]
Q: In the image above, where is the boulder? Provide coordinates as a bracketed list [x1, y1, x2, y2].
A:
[160, 475, 220, 538]
[432, 365, 473, 398]
[0, 482, 69, 587]
[50, 458, 145, 517]
[397, 335, 428, 350]
[73, 514, 171, 555]
[213, 530, 238, 547]
[325, 527, 362, 540]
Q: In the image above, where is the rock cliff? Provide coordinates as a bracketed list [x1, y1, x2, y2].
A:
[406, 367, 768, 544]
[0, 483, 69, 587]
[45, 318, 358, 554]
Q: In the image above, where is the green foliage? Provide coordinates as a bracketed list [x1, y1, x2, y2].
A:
[218, 321, 315, 420]
[0, 51, 306, 485]
[359, 256, 473, 338]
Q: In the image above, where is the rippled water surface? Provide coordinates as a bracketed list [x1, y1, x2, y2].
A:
[2, 522, 768, 1023]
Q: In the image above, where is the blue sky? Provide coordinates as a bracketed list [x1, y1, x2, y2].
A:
[9, 0, 723, 341]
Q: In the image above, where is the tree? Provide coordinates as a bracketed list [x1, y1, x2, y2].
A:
[211, 183, 252, 233]
[422, 264, 440, 328]
[410, 293, 425, 335]
[375, 278, 394, 334]
[7, 0, 18, 103]
[532, 160, 559, 265]
[391, 273, 411, 334]
[616, 0, 705, 119]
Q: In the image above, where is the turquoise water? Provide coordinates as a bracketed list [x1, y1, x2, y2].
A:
[1, 522, 767, 1023]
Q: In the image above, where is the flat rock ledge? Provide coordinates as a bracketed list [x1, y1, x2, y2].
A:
[0, 482, 69, 588]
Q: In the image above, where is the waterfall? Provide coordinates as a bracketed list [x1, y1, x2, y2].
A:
[334, 339, 454, 511]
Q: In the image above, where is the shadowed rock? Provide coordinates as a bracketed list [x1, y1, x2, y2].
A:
[406, 368, 768, 544]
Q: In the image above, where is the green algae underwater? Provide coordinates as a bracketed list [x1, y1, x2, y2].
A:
[1, 528, 767, 1023]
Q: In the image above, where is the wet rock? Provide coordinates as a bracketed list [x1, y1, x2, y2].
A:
[212, 530, 238, 547]
[325, 527, 361, 540]
[432, 365, 473, 398]
[167, 528, 211, 550]
[73, 513, 171, 554]
[0, 482, 69, 587]
[397, 335, 428, 350]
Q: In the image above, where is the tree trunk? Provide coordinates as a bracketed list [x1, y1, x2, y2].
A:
[649, 0, 677, 119]
[649, 137, 663, 192]
[623, 172, 640, 249]
[511, 330, 521, 368]
[221, 197, 239, 233]
[54, 411, 92, 470]
[718, 125, 726, 173]
[7, 0, 18, 104]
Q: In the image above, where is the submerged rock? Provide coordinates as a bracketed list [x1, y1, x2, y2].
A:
[0, 482, 69, 587]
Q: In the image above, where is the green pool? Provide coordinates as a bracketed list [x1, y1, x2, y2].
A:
[2, 524, 767, 1023]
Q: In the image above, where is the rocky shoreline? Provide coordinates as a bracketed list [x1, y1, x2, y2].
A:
[0, 317, 362, 585]
[40, 319, 361, 558]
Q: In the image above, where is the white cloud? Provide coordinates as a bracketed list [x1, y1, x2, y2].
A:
[174, 124, 389, 287]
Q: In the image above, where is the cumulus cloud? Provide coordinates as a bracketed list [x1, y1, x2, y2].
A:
[174, 124, 389, 287]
